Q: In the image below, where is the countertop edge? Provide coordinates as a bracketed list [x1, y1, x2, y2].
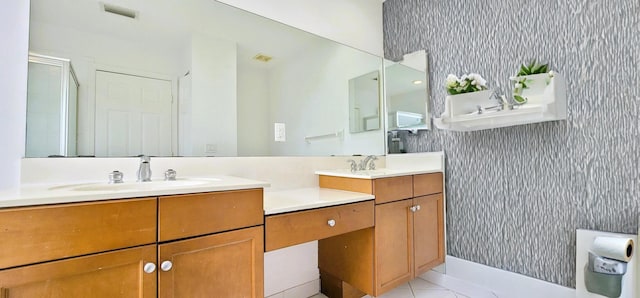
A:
[0, 176, 270, 208]
[263, 187, 375, 215]
[314, 168, 443, 179]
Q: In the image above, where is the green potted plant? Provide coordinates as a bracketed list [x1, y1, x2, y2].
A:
[510, 60, 555, 104]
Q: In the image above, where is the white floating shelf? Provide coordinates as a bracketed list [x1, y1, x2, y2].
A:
[434, 73, 567, 131]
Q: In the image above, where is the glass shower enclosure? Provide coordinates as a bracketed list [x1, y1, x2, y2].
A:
[26, 53, 79, 157]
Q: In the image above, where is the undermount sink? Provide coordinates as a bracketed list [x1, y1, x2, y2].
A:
[49, 178, 221, 192]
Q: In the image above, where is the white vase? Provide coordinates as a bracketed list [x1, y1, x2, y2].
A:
[515, 73, 553, 96]
[444, 89, 494, 118]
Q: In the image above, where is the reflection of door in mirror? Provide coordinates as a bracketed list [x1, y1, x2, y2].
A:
[94, 71, 173, 157]
[26, 54, 78, 158]
[349, 71, 380, 133]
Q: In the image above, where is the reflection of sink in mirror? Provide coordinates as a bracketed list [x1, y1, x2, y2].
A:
[49, 178, 221, 192]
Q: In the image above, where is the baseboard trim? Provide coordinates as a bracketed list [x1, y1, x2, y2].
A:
[419, 256, 575, 298]
[265, 279, 320, 298]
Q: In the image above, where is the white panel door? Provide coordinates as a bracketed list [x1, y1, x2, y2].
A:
[95, 71, 172, 157]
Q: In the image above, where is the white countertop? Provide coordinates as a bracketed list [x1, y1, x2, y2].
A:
[264, 187, 374, 215]
[0, 175, 270, 208]
[315, 167, 442, 179]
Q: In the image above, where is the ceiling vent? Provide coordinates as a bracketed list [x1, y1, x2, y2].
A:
[102, 3, 138, 19]
[253, 54, 273, 63]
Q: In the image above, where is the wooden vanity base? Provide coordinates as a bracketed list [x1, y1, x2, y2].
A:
[320, 270, 366, 298]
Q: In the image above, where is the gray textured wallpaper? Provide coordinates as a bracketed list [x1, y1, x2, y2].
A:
[383, 0, 640, 288]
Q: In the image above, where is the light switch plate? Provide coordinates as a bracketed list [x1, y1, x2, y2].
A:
[205, 144, 217, 153]
[274, 123, 286, 142]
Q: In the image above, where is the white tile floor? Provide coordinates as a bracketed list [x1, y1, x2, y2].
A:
[310, 277, 472, 298]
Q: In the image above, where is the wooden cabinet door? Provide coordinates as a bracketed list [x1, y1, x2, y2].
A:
[0, 245, 156, 298]
[158, 226, 264, 298]
[413, 194, 445, 276]
[374, 199, 413, 295]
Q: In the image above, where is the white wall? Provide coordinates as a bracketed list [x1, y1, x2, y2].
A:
[237, 64, 271, 156]
[268, 42, 385, 156]
[217, 0, 383, 56]
[187, 34, 238, 156]
[388, 90, 425, 115]
[0, 1, 29, 191]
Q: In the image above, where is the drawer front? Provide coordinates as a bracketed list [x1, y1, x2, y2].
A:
[0, 198, 157, 269]
[413, 172, 443, 197]
[318, 175, 373, 194]
[159, 189, 263, 242]
[372, 176, 413, 204]
[265, 201, 374, 251]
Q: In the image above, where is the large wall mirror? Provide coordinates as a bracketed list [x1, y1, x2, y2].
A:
[26, 0, 385, 158]
[384, 50, 430, 153]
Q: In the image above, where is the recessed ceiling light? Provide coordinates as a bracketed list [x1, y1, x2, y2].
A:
[253, 54, 273, 63]
[102, 3, 138, 19]
[412, 80, 423, 85]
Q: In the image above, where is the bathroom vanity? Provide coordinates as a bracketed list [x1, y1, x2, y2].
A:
[0, 160, 444, 298]
[0, 178, 268, 298]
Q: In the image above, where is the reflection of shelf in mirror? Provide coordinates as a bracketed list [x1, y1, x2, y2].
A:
[304, 130, 344, 144]
[434, 73, 566, 132]
[388, 111, 424, 129]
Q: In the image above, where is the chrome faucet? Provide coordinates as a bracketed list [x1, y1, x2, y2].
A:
[137, 155, 152, 182]
[359, 155, 378, 171]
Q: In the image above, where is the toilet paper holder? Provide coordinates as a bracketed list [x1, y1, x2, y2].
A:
[584, 237, 634, 298]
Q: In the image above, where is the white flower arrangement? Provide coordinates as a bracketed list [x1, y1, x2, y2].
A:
[445, 73, 488, 95]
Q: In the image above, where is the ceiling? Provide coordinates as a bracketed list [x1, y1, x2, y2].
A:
[29, 0, 325, 68]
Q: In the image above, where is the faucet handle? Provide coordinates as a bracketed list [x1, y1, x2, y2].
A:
[164, 169, 177, 181]
[346, 159, 357, 173]
[368, 156, 378, 170]
[109, 170, 124, 184]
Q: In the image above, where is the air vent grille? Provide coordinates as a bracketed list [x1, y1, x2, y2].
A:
[103, 3, 137, 19]
[253, 54, 273, 63]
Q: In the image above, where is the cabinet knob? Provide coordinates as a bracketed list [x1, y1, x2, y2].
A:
[410, 206, 417, 212]
[161, 260, 173, 272]
[416, 205, 421, 211]
[327, 219, 336, 227]
[143, 262, 156, 274]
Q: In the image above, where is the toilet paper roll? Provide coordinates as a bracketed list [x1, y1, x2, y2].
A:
[592, 237, 634, 262]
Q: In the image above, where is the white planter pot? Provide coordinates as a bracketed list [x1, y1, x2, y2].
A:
[444, 89, 494, 118]
[515, 73, 552, 97]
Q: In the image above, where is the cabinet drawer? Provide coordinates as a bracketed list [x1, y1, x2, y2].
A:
[265, 201, 374, 251]
[319, 175, 373, 194]
[413, 173, 443, 197]
[373, 176, 413, 204]
[0, 198, 157, 269]
[159, 189, 263, 242]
